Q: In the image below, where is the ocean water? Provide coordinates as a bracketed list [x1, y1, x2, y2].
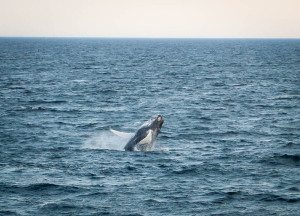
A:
[0, 38, 299, 215]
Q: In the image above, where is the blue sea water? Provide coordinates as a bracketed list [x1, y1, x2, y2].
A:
[0, 38, 299, 215]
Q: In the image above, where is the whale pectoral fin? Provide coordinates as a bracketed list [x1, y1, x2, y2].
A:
[110, 129, 134, 139]
[138, 130, 153, 144]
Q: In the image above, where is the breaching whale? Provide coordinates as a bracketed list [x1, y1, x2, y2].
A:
[110, 115, 164, 151]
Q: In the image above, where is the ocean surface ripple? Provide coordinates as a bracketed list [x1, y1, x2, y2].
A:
[0, 38, 299, 215]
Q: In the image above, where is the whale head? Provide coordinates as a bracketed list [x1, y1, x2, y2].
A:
[150, 114, 164, 132]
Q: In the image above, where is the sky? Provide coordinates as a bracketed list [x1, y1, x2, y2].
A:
[0, 0, 299, 38]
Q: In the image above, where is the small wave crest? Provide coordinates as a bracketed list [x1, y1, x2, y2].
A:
[82, 131, 129, 151]
[272, 94, 300, 100]
[260, 153, 300, 166]
[0, 182, 80, 194]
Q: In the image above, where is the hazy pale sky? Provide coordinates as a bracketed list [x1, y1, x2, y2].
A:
[0, 0, 299, 38]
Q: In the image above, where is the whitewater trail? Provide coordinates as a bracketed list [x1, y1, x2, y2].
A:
[82, 131, 130, 151]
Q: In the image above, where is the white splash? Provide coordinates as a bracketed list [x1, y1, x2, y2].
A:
[82, 131, 129, 150]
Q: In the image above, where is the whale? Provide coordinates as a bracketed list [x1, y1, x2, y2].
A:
[110, 115, 164, 151]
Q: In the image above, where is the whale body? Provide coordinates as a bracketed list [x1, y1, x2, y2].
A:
[110, 115, 164, 151]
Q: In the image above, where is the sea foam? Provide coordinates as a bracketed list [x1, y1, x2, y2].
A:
[82, 131, 129, 150]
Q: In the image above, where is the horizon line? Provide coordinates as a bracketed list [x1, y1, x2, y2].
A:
[0, 36, 300, 40]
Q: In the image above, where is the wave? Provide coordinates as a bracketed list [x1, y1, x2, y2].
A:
[172, 164, 201, 175]
[276, 154, 300, 163]
[0, 210, 18, 216]
[271, 95, 300, 100]
[12, 106, 124, 114]
[14, 105, 127, 113]
[95, 89, 118, 94]
[14, 106, 79, 113]
[76, 122, 98, 129]
[288, 186, 300, 192]
[41, 203, 83, 211]
[259, 194, 300, 203]
[1, 183, 80, 193]
[172, 167, 199, 175]
[17, 106, 126, 113]
[26, 183, 65, 191]
[7, 85, 26, 90]
[145, 198, 166, 204]
[28, 99, 68, 105]
[260, 153, 300, 166]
